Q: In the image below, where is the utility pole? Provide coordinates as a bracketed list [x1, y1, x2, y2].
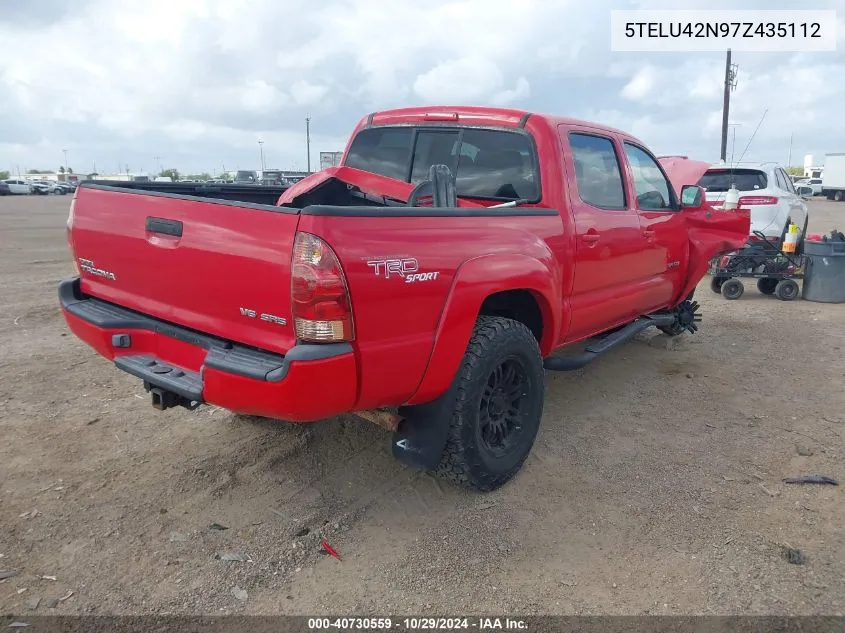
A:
[720, 49, 738, 162]
[258, 139, 265, 171]
[153, 156, 162, 174]
[62, 149, 68, 179]
[787, 132, 794, 168]
[306, 116, 311, 173]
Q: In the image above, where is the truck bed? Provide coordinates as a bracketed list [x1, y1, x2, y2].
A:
[84, 180, 289, 206]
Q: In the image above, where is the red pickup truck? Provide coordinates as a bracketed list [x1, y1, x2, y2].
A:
[60, 106, 750, 491]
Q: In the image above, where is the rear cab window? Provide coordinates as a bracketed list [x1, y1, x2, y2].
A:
[344, 126, 539, 201]
[697, 168, 767, 192]
[567, 133, 627, 210]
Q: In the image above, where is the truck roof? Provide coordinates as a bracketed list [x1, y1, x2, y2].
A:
[364, 105, 634, 138]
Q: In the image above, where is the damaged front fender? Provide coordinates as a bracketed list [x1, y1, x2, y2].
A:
[677, 206, 751, 303]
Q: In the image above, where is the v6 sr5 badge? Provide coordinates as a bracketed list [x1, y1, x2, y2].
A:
[366, 258, 441, 284]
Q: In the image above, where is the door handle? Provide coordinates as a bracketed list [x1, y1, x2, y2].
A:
[146, 217, 183, 237]
[643, 230, 655, 240]
[582, 232, 600, 244]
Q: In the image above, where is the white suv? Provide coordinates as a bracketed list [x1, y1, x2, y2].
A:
[697, 162, 810, 242]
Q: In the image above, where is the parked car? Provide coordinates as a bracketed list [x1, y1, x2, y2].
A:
[2, 179, 32, 194]
[56, 182, 75, 194]
[0, 182, 10, 196]
[59, 106, 749, 491]
[28, 181, 50, 195]
[794, 177, 823, 195]
[35, 181, 66, 194]
[697, 162, 810, 243]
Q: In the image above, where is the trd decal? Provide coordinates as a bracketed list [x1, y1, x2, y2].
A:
[366, 258, 441, 283]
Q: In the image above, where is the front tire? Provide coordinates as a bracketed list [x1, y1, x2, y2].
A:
[434, 316, 544, 492]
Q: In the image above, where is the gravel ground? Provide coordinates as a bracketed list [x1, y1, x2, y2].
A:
[0, 194, 843, 616]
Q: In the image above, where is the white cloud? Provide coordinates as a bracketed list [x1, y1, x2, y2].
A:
[621, 66, 658, 101]
[290, 80, 330, 107]
[413, 58, 505, 103]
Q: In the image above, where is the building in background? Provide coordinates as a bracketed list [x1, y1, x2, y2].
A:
[804, 154, 824, 179]
[320, 151, 343, 170]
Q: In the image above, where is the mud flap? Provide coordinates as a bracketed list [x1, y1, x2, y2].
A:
[392, 381, 460, 471]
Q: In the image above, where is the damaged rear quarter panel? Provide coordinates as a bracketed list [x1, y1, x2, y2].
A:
[297, 214, 563, 410]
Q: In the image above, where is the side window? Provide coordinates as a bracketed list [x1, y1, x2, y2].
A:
[782, 170, 796, 193]
[344, 127, 414, 181]
[774, 169, 788, 191]
[568, 133, 626, 210]
[623, 143, 676, 211]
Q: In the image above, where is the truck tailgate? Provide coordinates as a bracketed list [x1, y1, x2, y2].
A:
[68, 185, 300, 354]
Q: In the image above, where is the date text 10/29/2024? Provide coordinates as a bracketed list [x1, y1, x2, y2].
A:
[307, 617, 528, 630]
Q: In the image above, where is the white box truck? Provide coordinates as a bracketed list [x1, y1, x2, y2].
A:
[821, 153, 845, 201]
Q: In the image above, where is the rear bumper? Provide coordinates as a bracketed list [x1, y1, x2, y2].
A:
[59, 278, 358, 422]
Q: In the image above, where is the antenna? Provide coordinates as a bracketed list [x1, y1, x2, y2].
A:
[734, 108, 768, 166]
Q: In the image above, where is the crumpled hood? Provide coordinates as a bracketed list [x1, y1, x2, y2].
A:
[658, 156, 711, 196]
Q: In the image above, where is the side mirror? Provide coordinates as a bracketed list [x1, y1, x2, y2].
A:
[796, 185, 813, 199]
[680, 184, 705, 209]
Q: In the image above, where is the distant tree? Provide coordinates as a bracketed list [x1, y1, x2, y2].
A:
[67, 167, 74, 174]
[88, 172, 99, 178]
[0, 170, 9, 180]
[27, 169, 52, 174]
[59, 166, 65, 174]
[785, 166, 804, 177]
[186, 173, 212, 181]
[160, 168, 180, 180]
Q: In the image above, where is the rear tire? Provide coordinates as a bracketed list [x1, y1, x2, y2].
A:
[775, 279, 800, 301]
[721, 279, 744, 300]
[835, 190, 844, 202]
[434, 316, 544, 492]
[757, 278, 778, 295]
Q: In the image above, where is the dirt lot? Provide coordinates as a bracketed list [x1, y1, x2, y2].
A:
[0, 194, 843, 616]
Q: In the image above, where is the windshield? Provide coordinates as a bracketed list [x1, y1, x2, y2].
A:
[344, 126, 539, 201]
[698, 168, 767, 192]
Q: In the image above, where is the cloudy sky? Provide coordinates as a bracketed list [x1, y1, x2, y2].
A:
[1, 0, 842, 177]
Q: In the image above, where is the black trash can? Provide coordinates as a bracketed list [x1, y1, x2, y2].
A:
[802, 239, 845, 303]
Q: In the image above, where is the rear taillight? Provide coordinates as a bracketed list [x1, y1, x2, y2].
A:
[291, 232, 354, 343]
[738, 196, 778, 205]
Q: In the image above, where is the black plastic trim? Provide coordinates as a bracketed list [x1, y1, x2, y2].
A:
[115, 355, 203, 401]
[518, 112, 532, 128]
[365, 112, 375, 127]
[58, 278, 353, 383]
[300, 204, 558, 218]
[145, 217, 183, 237]
[77, 182, 299, 214]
